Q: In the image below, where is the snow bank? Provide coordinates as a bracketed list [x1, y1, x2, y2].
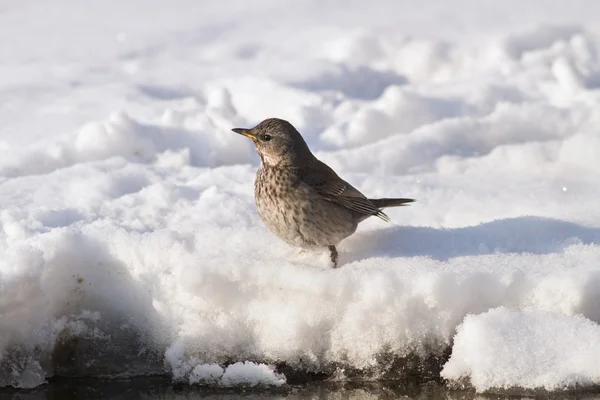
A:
[2, 0, 600, 394]
[442, 308, 600, 392]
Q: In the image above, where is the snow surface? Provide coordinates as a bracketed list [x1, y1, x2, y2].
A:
[442, 307, 600, 392]
[185, 362, 285, 387]
[1, 0, 600, 393]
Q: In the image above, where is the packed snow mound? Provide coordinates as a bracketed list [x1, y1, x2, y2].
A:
[442, 308, 600, 392]
[181, 362, 285, 387]
[2, 0, 600, 393]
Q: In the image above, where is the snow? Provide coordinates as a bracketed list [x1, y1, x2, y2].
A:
[442, 307, 600, 392]
[180, 361, 285, 387]
[1, 0, 600, 394]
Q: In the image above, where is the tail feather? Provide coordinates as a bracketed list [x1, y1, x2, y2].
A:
[369, 198, 415, 209]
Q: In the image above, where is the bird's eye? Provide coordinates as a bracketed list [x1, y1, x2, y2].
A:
[262, 134, 272, 141]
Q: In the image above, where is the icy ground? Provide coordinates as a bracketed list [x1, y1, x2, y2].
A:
[1, 0, 600, 393]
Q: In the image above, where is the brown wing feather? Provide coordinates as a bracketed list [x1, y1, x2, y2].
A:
[301, 160, 389, 221]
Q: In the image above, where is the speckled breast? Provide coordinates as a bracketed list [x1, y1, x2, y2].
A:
[254, 165, 357, 249]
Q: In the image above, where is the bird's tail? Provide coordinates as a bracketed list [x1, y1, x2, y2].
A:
[369, 198, 415, 209]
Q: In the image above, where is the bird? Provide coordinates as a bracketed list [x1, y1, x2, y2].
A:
[232, 118, 414, 268]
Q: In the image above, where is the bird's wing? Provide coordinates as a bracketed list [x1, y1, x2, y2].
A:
[301, 161, 390, 221]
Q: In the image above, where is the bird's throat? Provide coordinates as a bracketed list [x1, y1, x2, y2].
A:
[259, 152, 281, 167]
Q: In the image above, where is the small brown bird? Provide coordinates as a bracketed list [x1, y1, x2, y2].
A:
[232, 118, 414, 268]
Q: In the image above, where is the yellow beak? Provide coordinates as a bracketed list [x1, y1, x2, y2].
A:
[232, 128, 256, 140]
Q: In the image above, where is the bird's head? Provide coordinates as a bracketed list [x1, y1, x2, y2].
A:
[232, 118, 312, 167]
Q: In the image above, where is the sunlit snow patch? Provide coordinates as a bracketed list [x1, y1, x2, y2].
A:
[442, 307, 600, 393]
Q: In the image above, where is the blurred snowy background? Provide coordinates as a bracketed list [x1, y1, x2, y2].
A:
[1, 0, 600, 393]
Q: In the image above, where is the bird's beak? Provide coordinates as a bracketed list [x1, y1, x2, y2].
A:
[232, 128, 256, 140]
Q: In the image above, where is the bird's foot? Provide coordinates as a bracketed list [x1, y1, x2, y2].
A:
[328, 245, 338, 268]
[298, 249, 307, 255]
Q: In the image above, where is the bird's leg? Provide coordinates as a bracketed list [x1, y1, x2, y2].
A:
[298, 249, 307, 255]
[328, 245, 338, 268]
